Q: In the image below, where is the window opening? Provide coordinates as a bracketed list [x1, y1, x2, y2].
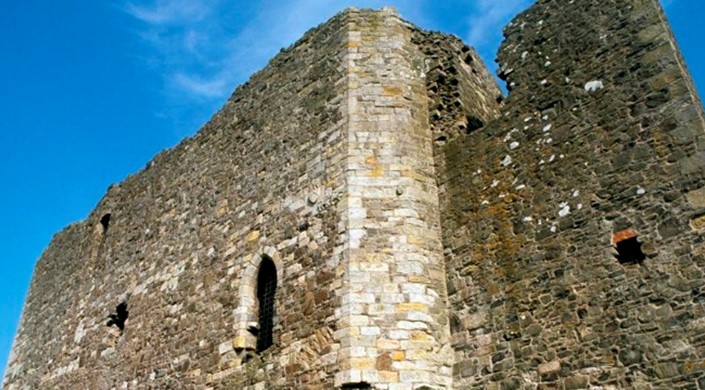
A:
[100, 213, 111, 233]
[106, 302, 129, 332]
[256, 257, 277, 352]
[90, 213, 112, 264]
[615, 237, 645, 264]
[466, 116, 485, 133]
[341, 383, 372, 390]
[612, 229, 645, 264]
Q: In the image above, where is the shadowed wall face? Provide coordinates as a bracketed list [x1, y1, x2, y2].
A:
[439, 0, 705, 388]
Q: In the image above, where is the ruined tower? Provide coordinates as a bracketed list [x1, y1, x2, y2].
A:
[4, 0, 705, 389]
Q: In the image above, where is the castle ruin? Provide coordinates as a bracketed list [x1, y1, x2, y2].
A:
[4, 0, 705, 388]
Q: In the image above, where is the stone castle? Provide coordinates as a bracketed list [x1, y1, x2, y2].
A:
[4, 0, 705, 388]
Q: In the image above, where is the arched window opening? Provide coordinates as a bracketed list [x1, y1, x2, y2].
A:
[89, 213, 112, 266]
[100, 213, 111, 233]
[342, 382, 372, 389]
[256, 257, 277, 352]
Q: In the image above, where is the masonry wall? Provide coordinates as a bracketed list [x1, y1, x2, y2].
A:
[439, 0, 705, 389]
[3, 10, 354, 389]
[334, 10, 475, 389]
[7, 0, 705, 389]
[3, 7, 506, 390]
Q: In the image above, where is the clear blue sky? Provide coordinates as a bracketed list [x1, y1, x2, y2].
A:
[0, 0, 703, 380]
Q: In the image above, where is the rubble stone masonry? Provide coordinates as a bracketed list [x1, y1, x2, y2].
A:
[4, 0, 705, 389]
[440, 0, 705, 388]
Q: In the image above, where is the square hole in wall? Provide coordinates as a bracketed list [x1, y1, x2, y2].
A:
[612, 229, 645, 265]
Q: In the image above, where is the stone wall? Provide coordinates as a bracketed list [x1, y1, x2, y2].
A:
[439, 0, 705, 388]
[3, 7, 505, 390]
[4, 9, 354, 389]
[335, 9, 468, 389]
[6, 0, 705, 388]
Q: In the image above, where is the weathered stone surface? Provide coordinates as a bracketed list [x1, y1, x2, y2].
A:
[439, 0, 705, 388]
[563, 374, 589, 389]
[538, 360, 561, 377]
[4, 0, 705, 389]
[686, 187, 705, 208]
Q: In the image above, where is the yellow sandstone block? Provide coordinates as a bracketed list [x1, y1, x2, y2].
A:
[245, 230, 260, 242]
[684, 360, 705, 374]
[397, 303, 427, 312]
[411, 331, 432, 341]
[407, 235, 423, 245]
[406, 349, 429, 359]
[383, 86, 404, 96]
[376, 339, 400, 350]
[366, 253, 385, 262]
[232, 336, 248, 349]
[408, 275, 430, 283]
[350, 358, 375, 369]
[692, 215, 705, 230]
[379, 371, 399, 382]
[368, 165, 384, 177]
[185, 369, 201, 379]
[391, 351, 405, 361]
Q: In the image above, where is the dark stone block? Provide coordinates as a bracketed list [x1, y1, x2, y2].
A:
[618, 349, 642, 366]
[658, 217, 683, 239]
[645, 91, 670, 108]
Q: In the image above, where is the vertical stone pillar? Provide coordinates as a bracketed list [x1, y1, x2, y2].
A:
[335, 8, 453, 389]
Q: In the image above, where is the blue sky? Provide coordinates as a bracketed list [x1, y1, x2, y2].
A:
[0, 0, 703, 380]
